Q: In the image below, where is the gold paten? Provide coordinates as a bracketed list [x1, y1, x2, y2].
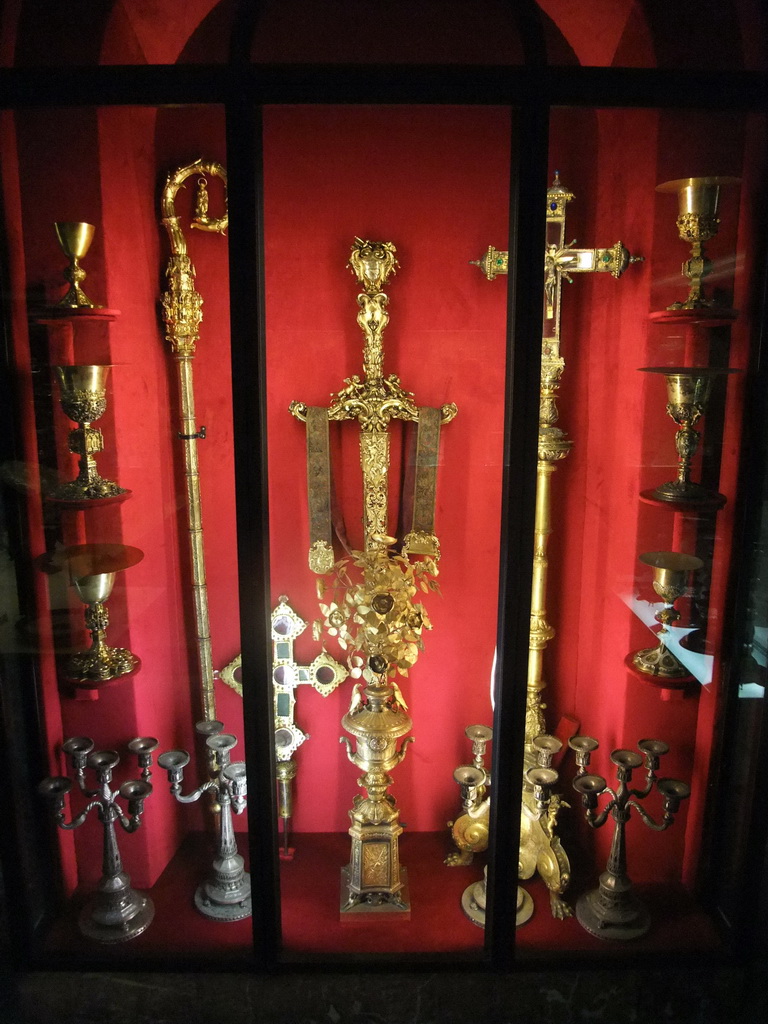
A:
[472, 174, 641, 919]
[657, 176, 740, 310]
[293, 241, 454, 910]
[160, 158, 228, 721]
[50, 365, 127, 502]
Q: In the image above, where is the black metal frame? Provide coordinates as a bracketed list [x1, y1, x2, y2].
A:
[1, 49, 768, 974]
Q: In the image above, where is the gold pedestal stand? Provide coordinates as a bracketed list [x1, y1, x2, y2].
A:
[340, 672, 413, 912]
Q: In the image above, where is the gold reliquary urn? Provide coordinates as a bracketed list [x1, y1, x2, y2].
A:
[50, 364, 129, 506]
[54, 221, 102, 309]
[62, 543, 143, 686]
[339, 655, 414, 913]
[657, 176, 740, 313]
[640, 366, 738, 508]
[628, 550, 703, 683]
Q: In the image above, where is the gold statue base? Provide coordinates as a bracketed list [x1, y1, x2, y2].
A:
[628, 644, 691, 681]
[65, 647, 140, 686]
[340, 866, 410, 918]
[50, 477, 128, 503]
[461, 867, 533, 929]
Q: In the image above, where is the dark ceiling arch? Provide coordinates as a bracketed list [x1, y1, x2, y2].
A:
[4, 0, 762, 71]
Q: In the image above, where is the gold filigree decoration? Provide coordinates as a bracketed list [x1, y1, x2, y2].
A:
[308, 539, 335, 575]
[315, 540, 438, 678]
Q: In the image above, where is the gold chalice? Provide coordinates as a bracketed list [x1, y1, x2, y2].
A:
[630, 551, 703, 681]
[50, 364, 128, 503]
[640, 366, 738, 506]
[62, 543, 143, 685]
[657, 177, 740, 310]
[54, 221, 101, 308]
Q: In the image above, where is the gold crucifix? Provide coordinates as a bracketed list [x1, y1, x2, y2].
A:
[472, 172, 642, 917]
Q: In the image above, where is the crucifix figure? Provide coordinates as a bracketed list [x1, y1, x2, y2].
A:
[471, 172, 642, 918]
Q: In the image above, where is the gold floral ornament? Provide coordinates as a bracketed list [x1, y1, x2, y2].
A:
[315, 536, 439, 678]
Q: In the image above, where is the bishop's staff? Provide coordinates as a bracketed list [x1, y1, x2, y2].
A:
[160, 159, 228, 722]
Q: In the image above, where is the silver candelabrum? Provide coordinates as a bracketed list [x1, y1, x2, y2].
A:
[568, 735, 690, 940]
[38, 735, 158, 942]
[158, 720, 251, 922]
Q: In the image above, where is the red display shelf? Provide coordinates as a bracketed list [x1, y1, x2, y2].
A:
[639, 489, 726, 512]
[41, 830, 722, 961]
[32, 307, 121, 324]
[648, 309, 738, 326]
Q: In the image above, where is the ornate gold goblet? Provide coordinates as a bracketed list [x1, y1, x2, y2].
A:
[630, 551, 703, 681]
[640, 366, 737, 506]
[63, 543, 143, 685]
[657, 177, 740, 311]
[50, 364, 128, 503]
[54, 221, 101, 308]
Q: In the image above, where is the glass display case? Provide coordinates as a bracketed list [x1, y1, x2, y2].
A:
[1, 0, 767, 981]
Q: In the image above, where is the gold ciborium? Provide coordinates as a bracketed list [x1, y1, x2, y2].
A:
[640, 366, 737, 506]
[50, 364, 128, 503]
[54, 221, 101, 309]
[63, 543, 143, 685]
[630, 551, 703, 681]
[657, 177, 740, 310]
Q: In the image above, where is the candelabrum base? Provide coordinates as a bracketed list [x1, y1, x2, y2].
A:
[630, 643, 688, 680]
[79, 882, 154, 944]
[194, 865, 252, 922]
[648, 481, 726, 509]
[339, 866, 410, 916]
[461, 868, 533, 929]
[50, 478, 128, 502]
[575, 887, 650, 942]
[64, 648, 141, 685]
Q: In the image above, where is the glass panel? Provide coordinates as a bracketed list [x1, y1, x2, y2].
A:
[508, 106, 766, 958]
[262, 104, 513, 956]
[0, 103, 253, 961]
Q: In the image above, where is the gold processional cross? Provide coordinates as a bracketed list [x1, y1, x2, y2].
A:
[472, 172, 641, 917]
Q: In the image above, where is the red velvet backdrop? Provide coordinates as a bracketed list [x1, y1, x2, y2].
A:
[2, 0, 765, 919]
[262, 105, 511, 834]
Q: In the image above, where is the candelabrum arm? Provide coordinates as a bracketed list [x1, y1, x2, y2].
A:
[114, 806, 144, 833]
[56, 800, 101, 830]
[73, 773, 100, 799]
[339, 737, 359, 766]
[627, 799, 674, 832]
[630, 779, 655, 800]
[171, 779, 217, 804]
[394, 736, 414, 766]
[585, 795, 616, 830]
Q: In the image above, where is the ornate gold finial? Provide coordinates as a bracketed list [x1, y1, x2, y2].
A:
[348, 238, 399, 295]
